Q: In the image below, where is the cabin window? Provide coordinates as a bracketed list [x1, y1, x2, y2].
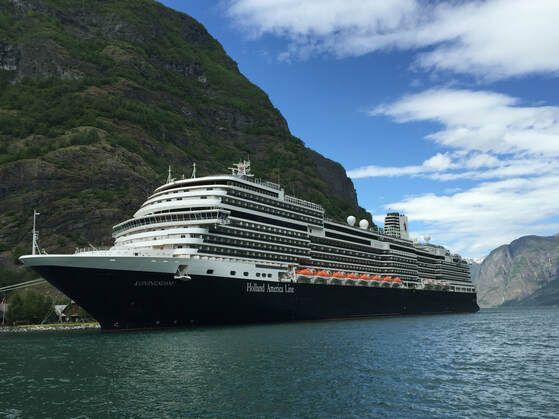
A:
[207, 269, 214, 274]
[230, 271, 236, 276]
[243, 272, 249, 277]
[256, 273, 260, 277]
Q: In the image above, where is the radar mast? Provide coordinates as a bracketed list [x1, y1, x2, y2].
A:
[229, 160, 253, 177]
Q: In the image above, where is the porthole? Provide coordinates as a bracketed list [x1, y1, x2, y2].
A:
[207, 269, 214, 274]
[230, 271, 236, 276]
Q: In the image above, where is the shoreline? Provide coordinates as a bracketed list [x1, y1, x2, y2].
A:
[0, 322, 100, 333]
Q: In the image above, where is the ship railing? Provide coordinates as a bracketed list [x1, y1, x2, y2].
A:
[284, 194, 324, 211]
[74, 246, 112, 254]
[74, 248, 174, 257]
[242, 176, 282, 191]
[112, 208, 230, 235]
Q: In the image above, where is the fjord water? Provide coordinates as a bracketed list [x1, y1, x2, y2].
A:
[1, 307, 558, 418]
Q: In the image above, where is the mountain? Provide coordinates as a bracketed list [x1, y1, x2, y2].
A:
[473, 235, 559, 307]
[468, 260, 482, 283]
[0, 0, 370, 283]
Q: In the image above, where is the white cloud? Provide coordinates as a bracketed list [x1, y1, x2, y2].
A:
[350, 153, 559, 181]
[371, 88, 559, 156]
[348, 153, 453, 178]
[464, 154, 500, 169]
[352, 87, 559, 256]
[227, 0, 559, 79]
[387, 176, 559, 256]
[422, 153, 453, 170]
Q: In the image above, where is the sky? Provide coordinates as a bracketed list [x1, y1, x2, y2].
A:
[161, 0, 559, 258]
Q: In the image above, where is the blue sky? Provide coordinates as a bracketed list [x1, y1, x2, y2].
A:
[161, 0, 559, 258]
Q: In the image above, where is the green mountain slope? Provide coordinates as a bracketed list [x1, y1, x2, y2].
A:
[473, 235, 559, 307]
[0, 0, 370, 282]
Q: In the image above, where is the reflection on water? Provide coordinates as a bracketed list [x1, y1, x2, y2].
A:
[1, 307, 558, 417]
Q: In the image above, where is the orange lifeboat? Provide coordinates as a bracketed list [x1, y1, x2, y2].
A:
[316, 270, 330, 277]
[372, 275, 382, 281]
[295, 268, 315, 276]
[393, 277, 402, 283]
[332, 271, 345, 279]
[383, 276, 393, 282]
[346, 273, 360, 280]
[359, 274, 372, 280]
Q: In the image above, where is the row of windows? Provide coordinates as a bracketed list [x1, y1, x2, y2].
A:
[196, 244, 300, 263]
[228, 219, 307, 238]
[155, 180, 226, 195]
[311, 243, 383, 261]
[228, 188, 323, 218]
[312, 236, 386, 255]
[223, 197, 322, 226]
[228, 211, 307, 232]
[227, 181, 279, 198]
[213, 226, 308, 247]
[112, 209, 226, 235]
[204, 235, 309, 255]
[153, 179, 278, 201]
[142, 189, 218, 209]
[324, 222, 381, 241]
[325, 231, 370, 246]
[312, 251, 383, 268]
[208, 269, 274, 279]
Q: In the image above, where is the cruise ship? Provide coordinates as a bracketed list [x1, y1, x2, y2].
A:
[21, 161, 479, 330]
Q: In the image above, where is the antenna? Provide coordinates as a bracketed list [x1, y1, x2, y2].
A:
[191, 162, 197, 179]
[32, 210, 40, 255]
[166, 165, 174, 184]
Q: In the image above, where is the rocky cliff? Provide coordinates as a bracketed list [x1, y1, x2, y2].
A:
[0, 0, 369, 283]
[473, 235, 559, 307]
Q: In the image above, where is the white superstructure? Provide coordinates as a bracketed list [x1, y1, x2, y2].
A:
[84, 161, 475, 293]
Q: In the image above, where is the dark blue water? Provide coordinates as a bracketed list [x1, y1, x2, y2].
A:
[1, 307, 558, 418]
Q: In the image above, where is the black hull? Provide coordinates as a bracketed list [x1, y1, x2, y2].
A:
[32, 266, 480, 330]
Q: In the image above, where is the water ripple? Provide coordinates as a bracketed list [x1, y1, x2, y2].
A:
[0, 307, 558, 417]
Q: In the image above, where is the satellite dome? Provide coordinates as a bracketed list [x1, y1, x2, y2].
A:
[346, 215, 356, 226]
[424, 235, 431, 242]
[359, 219, 369, 229]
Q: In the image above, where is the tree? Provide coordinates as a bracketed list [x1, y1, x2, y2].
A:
[6, 290, 52, 324]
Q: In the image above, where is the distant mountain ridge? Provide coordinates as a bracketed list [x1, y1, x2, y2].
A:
[472, 235, 559, 307]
